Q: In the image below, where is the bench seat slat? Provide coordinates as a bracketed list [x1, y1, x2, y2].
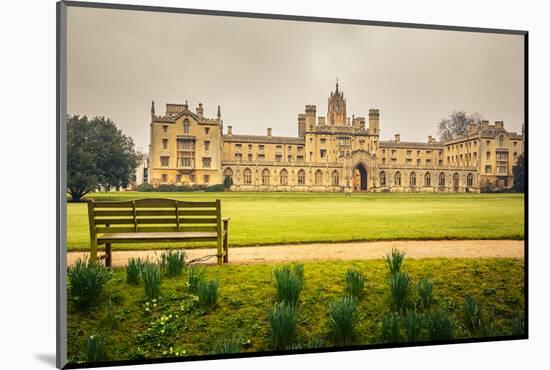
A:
[98, 231, 218, 244]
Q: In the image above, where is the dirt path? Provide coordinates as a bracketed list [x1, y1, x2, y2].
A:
[67, 239, 524, 267]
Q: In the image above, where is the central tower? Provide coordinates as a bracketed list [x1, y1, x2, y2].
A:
[327, 79, 347, 126]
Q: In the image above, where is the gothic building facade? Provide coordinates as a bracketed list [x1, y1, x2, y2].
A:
[148, 82, 523, 192]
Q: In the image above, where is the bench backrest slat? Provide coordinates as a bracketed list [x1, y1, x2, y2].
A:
[88, 198, 221, 235]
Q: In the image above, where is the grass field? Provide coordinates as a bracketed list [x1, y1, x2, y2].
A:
[67, 257, 525, 363]
[67, 192, 524, 251]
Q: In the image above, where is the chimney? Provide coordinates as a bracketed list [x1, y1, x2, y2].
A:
[267, 128, 272, 137]
[227, 126, 233, 136]
[495, 120, 504, 129]
[428, 135, 433, 143]
[395, 133, 401, 143]
[481, 120, 489, 130]
[298, 114, 306, 138]
[305, 105, 317, 131]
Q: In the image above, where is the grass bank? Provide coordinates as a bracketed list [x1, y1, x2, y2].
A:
[67, 257, 525, 363]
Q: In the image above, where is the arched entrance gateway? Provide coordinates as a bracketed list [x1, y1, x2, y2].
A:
[354, 163, 368, 191]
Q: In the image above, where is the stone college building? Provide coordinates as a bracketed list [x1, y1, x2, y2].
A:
[148, 81, 523, 192]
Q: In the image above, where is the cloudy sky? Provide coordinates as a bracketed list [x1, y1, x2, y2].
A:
[67, 6, 524, 152]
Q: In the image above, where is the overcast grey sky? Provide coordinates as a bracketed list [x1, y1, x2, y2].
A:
[67, 6, 524, 152]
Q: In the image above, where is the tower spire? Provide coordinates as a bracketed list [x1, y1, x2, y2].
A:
[217, 105, 221, 120]
[150, 100, 155, 118]
[335, 77, 339, 93]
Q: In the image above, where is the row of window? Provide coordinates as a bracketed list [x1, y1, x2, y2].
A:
[379, 171, 474, 188]
[162, 121, 211, 135]
[161, 156, 211, 168]
[163, 139, 209, 151]
[234, 153, 305, 162]
[160, 174, 210, 184]
[235, 144, 304, 153]
[225, 168, 340, 186]
[382, 158, 444, 166]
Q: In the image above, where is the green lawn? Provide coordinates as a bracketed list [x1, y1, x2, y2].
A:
[67, 258, 525, 363]
[67, 192, 524, 251]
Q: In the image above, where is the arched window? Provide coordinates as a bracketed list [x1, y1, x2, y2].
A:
[439, 172, 446, 186]
[394, 172, 401, 186]
[297, 169, 306, 185]
[224, 168, 233, 182]
[453, 173, 460, 189]
[280, 169, 288, 185]
[183, 119, 190, 134]
[410, 172, 416, 186]
[424, 172, 431, 187]
[380, 171, 386, 186]
[499, 135, 505, 147]
[332, 170, 339, 186]
[262, 168, 270, 186]
[315, 170, 323, 185]
[243, 168, 252, 185]
[467, 173, 473, 187]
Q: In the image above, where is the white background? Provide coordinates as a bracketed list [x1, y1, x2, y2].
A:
[0, 0, 547, 369]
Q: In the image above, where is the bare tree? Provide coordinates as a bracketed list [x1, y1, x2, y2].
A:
[438, 111, 483, 141]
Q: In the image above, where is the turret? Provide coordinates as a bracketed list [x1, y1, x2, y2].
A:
[150, 101, 155, 121]
[368, 109, 380, 135]
[327, 79, 347, 126]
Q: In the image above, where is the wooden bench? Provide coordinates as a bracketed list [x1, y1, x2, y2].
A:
[87, 198, 229, 266]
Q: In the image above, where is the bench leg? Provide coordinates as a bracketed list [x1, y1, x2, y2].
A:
[223, 232, 229, 264]
[90, 240, 98, 265]
[105, 243, 112, 268]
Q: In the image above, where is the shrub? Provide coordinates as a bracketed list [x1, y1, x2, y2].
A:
[416, 277, 433, 310]
[511, 315, 525, 336]
[381, 312, 400, 343]
[136, 183, 154, 192]
[103, 297, 118, 329]
[126, 257, 144, 285]
[384, 248, 406, 275]
[345, 269, 366, 299]
[86, 334, 107, 362]
[427, 308, 455, 340]
[476, 320, 501, 337]
[464, 295, 483, 333]
[273, 264, 304, 307]
[269, 302, 298, 350]
[403, 311, 423, 342]
[160, 250, 187, 277]
[187, 265, 206, 293]
[307, 337, 325, 349]
[389, 271, 410, 313]
[329, 296, 358, 346]
[67, 258, 112, 310]
[197, 280, 219, 308]
[211, 335, 241, 354]
[205, 184, 225, 192]
[141, 263, 162, 299]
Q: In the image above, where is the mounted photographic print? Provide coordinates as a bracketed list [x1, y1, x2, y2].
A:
[56, 1, 527, 368]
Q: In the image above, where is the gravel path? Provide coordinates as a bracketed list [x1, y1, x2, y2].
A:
[67, 239, 524, 267]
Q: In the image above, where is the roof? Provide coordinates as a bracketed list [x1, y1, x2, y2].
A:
[379, 141, 444, 149]
[152, 108, 219, 125]
[223, 134, 305, 145]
